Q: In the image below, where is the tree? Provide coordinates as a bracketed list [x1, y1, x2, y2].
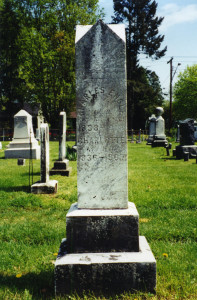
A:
[0, 0, 23, 121]
[0, 0, 103, 127]
[112, 0, 167, 129]
[173, 65, 197, 121]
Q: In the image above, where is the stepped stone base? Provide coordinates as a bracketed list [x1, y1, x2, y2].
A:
[5, 147, 40, 159]
[175, 145, 197, 159]
[66, 202, 139, 253]
[50, 159, 72, 176]
[152, 139, 168, 148]
[31, 180, 58, 194]
[54, 236, 156, 296]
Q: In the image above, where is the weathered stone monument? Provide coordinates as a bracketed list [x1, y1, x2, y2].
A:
[0, 141, 2, 150]
[151, 107, 168, 147]
[5, 109, 40, 159]
[146, 114, 156, 145]
[50, 112, 71, 176]
[54, 20, 156, 296]
[175, 118, 197, 159]
[31, 123, 58, 194]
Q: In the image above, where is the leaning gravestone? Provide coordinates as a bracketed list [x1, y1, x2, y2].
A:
[31, 123, 58, 194]
[152, 107, 168, 147]
[50, 112, 71, 176]
[175, 118, 197, 159]
[54, 20, 156, 296]
[5, 109, 40, 159]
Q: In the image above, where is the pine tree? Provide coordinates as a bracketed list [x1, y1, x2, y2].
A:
[112, 0, 167, 129]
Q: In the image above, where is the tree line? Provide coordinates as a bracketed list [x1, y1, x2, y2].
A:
[0, 0, 170, 129]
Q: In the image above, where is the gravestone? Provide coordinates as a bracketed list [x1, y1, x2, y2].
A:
[152, 107, 168, 147]
[54, 20, 156, 296]
[50, 112, 71, 176]
[130, 129, 134, 143]
[175, 118, 197, 159]
[31, 123, 58, 194]
[146, 114, 156, 145]
[136, 129, 141, 144]
[176, 124, 180, 143]
[5, 110, 40, 159]
[0, 142, 2, 150]
[36, 109, 44, 140]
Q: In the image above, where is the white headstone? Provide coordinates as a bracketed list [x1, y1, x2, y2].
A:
[155, 107, 166, 139]
[76, 20, 128, 209]
[5, 109, 40, 159]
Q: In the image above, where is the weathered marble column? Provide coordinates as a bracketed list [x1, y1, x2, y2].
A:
[54, 20, 156, 296]
[31, 123, 58, 194]
[50, 112, 71, 176]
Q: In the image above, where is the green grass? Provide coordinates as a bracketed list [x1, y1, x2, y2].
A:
[0, 141, 196, 299]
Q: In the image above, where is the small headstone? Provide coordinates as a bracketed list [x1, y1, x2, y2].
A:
[5, 110, 40, 159]
[151, 107, 168, 147]
[31, 123, 58, 194]
[136, 129, 141, 144]
[17, 158, 25, 166]
[50, 112, 72, 176]
[0, 142, 2, 150]
[54, 20, 156, 296]
[130, 129, 134, 143]
[175, 118, 197, 159]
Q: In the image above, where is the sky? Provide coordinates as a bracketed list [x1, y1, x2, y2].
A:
[98, 0, 197, 97]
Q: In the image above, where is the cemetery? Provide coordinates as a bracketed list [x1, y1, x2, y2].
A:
[0, 18, 197, 300]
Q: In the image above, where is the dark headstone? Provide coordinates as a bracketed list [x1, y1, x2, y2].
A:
[180, 118, 195, 145]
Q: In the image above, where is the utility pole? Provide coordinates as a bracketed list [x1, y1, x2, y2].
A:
[167, 57, 173, 130]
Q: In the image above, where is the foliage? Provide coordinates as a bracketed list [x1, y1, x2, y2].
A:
[112, 0, 167, 129]
[173, 64, 197, 121]
[0, 141, 197, 299]
[131, 67, 164, 129]
[0, 0, 103, 127]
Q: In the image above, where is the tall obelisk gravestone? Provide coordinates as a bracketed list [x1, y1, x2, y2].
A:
[55, 20, 156, 295]
[50, 112, 71, 176]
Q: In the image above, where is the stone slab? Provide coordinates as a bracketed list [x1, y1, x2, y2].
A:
[66, 202, 139, 253]
[31, 180, 58, 194]
[176, 145, 197, 159]
[0, 142, 2, 150]
[152, 140, 168, 148]
[5, 147, 40, 159]
[50, 167, 72, 177]
[54, 236, 156, 296]
[76, 20, 128, 209]
[17, 158, 25, 166]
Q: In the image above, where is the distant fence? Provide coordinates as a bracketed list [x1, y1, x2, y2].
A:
[0, 128, 148, 142]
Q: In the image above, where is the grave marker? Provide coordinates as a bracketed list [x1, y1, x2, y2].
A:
[50, 112, 71, 176]
[31, 123, 58, 194]
[54, 20, 156, 296]
[5, 110, 40, 159]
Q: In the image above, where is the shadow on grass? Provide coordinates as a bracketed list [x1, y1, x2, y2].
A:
[0, 185, 31, 193]
[0, 271, 54, 299]
[161, 157, 177, 160]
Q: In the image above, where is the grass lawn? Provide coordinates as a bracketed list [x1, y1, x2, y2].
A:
[0, 141, 196, 299]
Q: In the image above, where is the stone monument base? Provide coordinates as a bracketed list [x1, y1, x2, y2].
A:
[151, 139, 168, 148]
[5, 140, 40, 159]
[175, 145, 197, 159]
[54, 202, 156, 296]
[50, 159, 72, 176]
[55, 236, 156, 296]
[31, 180, 58, 194]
